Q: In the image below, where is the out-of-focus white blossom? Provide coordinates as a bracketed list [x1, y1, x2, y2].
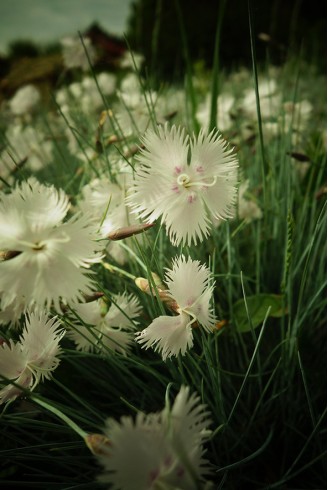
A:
[61, 36, 96, 71]
[0, 294, 28, 326]
[281, 100, 313, 145]
[78, 172, 139, 264]
[241, 79, 281, 119]
[119, 50, 144, 71]
[8, 85, 41, 116]
[94, 385, 212, 490]
[0, 311, 65, 404]
[115, 90, 158, 136]
[68, 294, 142, 354]
[0, 124, 53, 181]
[237, 180, 262, 222]
[55, 72, 116, 117]
[0, 178, 104, 314]
[197, 93, 235, 131]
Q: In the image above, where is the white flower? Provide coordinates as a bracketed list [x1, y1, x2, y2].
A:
[119, 51, 144, 70]
[78, 174, 139, 264]
[115, 87, 158, 136]
[0, 294, 27, 326]
[0, 311, 65, 404]
[127, 124, 238, 246]
[80, 74, 116, 112]
[241, 78, 281, 119]
[114, 75, 184, 136]
[281, 100, 313, 144]
[69, 294, 142, 354]
[96, 72, 117, 95]
[0, 178, 104, 313]
[61, 36, 96, 71]
[136, 256, 216, 360]
[55, 72, 116, 119]
[95, 385, 212, 490]
[79, 176, 137, 237]
[197, 93, 235, 131]
[8, 84, 41, 116]
[237, 180, 262, 223]
[0, 124, 53, 178]
[119, 73, 141, 94]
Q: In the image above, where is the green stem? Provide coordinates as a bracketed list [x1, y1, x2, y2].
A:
[209, 0, 227, 131]
[31, 395, 87, 440]
[248, 0, 267, 204]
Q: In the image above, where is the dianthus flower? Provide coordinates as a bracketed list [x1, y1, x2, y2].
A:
[0, 311, 65, 404]
[136, 256, 216, 360]
[60, 36, 96, 71]
[0, 178, 104, 314]
[78, 173, 148, 264]
[69, 293, 142, 354]
[127, 124, 238, 246]
[93, 385, 212, 490]
[8, 84, 41, 116]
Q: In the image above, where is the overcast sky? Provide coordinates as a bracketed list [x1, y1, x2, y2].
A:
[0, 0, 133, 54]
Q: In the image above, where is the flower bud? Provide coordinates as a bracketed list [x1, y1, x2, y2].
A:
[107, 222, 154, 241]
[85, 433, 112, 456]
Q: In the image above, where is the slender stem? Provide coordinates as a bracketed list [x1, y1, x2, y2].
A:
[248, 0, 267, 204]
[31, 395, 87, 440]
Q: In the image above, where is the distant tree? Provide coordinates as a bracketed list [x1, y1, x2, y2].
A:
[8, 40, 40, 59]
[126, 0, 326, 81]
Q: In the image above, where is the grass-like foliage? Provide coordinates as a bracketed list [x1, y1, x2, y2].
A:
[0, 12, 326, 490]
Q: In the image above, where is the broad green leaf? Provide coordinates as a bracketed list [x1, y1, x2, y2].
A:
[233, 294, 287, 333]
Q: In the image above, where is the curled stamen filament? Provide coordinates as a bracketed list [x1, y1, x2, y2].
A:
[176, 174, 190, 186]
[184, 311, 198, 329]
[176, 307, 198, 328]
[176, 174, 217, 189]
[186, 176, 217, 188]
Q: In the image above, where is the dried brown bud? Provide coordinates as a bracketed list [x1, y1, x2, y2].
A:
[135, 277, 151, 293]
[258, 32, 271, 42]
[11, 157, 28, 173]
[124, 143, 145, 158]
[98, 110, 113, 128]
[164, 110, 178, 121]
[287, 151, 310, 162]
[83, 292, 104, 303]
[106, 134, 119, 145]
[215, 319, 228, 330]
[135, 273, 165, 295]
[85, 433, 112, 456]
[0, 250, 21, 261]
[315, 186, 327, 199]
[107, 222, 155, 241]
[135, 275, 178, 311]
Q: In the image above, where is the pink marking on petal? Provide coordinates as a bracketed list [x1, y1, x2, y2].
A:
[172, 185, 180, 193]
[176, 466, 185, 478]
[174, 166, 182, 174]
[149, 468, 160, 483]
[164, 456, 173, 467]
[196, 165, 204, 173]
[187, 193, 197, 204]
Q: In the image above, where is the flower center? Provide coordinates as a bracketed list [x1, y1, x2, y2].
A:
[32, 242, 46, 251]
[15, 232, 70, 253]
[176, 173, 191, 187]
